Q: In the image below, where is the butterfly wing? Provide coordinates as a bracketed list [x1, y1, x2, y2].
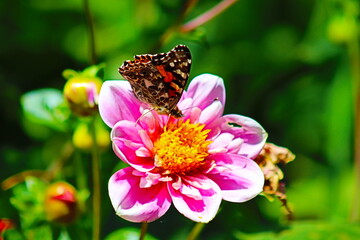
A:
[118, 45, 192, 115]
[119, 55, 164, 105]
[150, 45, 192, 111]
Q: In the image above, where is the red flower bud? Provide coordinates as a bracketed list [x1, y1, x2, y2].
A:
[44, 182, 79, 224]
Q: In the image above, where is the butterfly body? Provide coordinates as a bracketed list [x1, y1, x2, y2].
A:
[119, 45, 192, 118]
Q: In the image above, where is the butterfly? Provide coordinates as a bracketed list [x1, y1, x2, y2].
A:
[118, 45, 192, 118]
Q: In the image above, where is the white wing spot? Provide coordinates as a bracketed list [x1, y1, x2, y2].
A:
[144, 80, 154, 88]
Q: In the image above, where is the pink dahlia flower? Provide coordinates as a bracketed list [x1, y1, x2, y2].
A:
[99, 74, 267, 223]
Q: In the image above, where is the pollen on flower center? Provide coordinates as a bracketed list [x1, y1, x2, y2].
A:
[153, 119, 212, 175]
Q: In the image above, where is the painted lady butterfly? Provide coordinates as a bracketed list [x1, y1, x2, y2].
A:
[118, 45, 192, 118]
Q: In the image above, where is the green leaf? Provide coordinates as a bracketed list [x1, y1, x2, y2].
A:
[235, 221, 360, 240]
[3, 229, 24, 240]
[10, 177, 47, 229]
[62, 69, 79, 80]
[24, 225, 52, 240]
[63, 64, 105, 80]
[21, 88, 70, 131]
[104, 227, 158, 240]
[82, 64, 105, 78]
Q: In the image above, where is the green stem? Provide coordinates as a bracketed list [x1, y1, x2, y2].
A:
[83, 0, 97, 65]
[349, 31, 360, 221]
[90, 117, 101, 240]
[75, 147, 87, 190]
[139, 222, 148, 240]
[186, 222, 205, 240]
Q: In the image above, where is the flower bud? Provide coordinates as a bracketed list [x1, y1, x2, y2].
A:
[0, 219, 14, 239]
[327, 16, 358, 44]
[72, 121, 110, 151]
[63, 76, 102, 117]
[44, 182, 79, 224]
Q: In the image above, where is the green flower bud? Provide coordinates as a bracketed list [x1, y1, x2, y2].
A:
[73, 121, 110, 151]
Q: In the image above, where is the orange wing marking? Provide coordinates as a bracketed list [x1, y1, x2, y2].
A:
[156, 65, 175, 83]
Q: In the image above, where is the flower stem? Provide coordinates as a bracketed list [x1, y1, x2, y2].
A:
[154, 0, 238, 49]
[349, 25, 360, 221]
[90, 117, 101, 240]
[181, 0, 238, 33]
[186, 222, 205, 240]
[83, 0, 97, 65]
[139, 222, 148, 240]
[154, 0, 199, 51]
[75, 148, 87, 190]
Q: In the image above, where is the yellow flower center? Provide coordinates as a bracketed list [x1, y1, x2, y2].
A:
[153, 119, 212, 175]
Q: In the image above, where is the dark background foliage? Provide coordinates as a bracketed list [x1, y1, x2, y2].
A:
[1, 0, 359, 239]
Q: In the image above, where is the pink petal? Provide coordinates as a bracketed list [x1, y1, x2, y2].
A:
[99, 81, 142, 127]
[221, 114, 267, 159]
[135, 147, 152, 157]
[186, 107, 202, 123]
[208, 153, 264, 202]
[208, 132, 235, 154]
[173, 182, 202, 200]
[186, 74, 226, 111]
[226, 138, 244, 152]
[199, 100, 224, 125]
[168, 176, 222, 223]
[109, 167, 172, 223]
[208, 132, 245, 154]
[177, 97, 194, 117]
[112, 121, 155, 171]
[112, 120, 143, 143]
[137, 109, 165, 134]
[194, 101, 224, 139]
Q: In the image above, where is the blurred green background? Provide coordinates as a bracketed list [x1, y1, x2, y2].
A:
[1, 0, 359, 239]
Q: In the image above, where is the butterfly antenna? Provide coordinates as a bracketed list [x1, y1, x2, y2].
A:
[135, 108, 154, 127]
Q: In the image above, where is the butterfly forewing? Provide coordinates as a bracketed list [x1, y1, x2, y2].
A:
[118, 45, 192, 118]
[120, 58, 163, 105]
